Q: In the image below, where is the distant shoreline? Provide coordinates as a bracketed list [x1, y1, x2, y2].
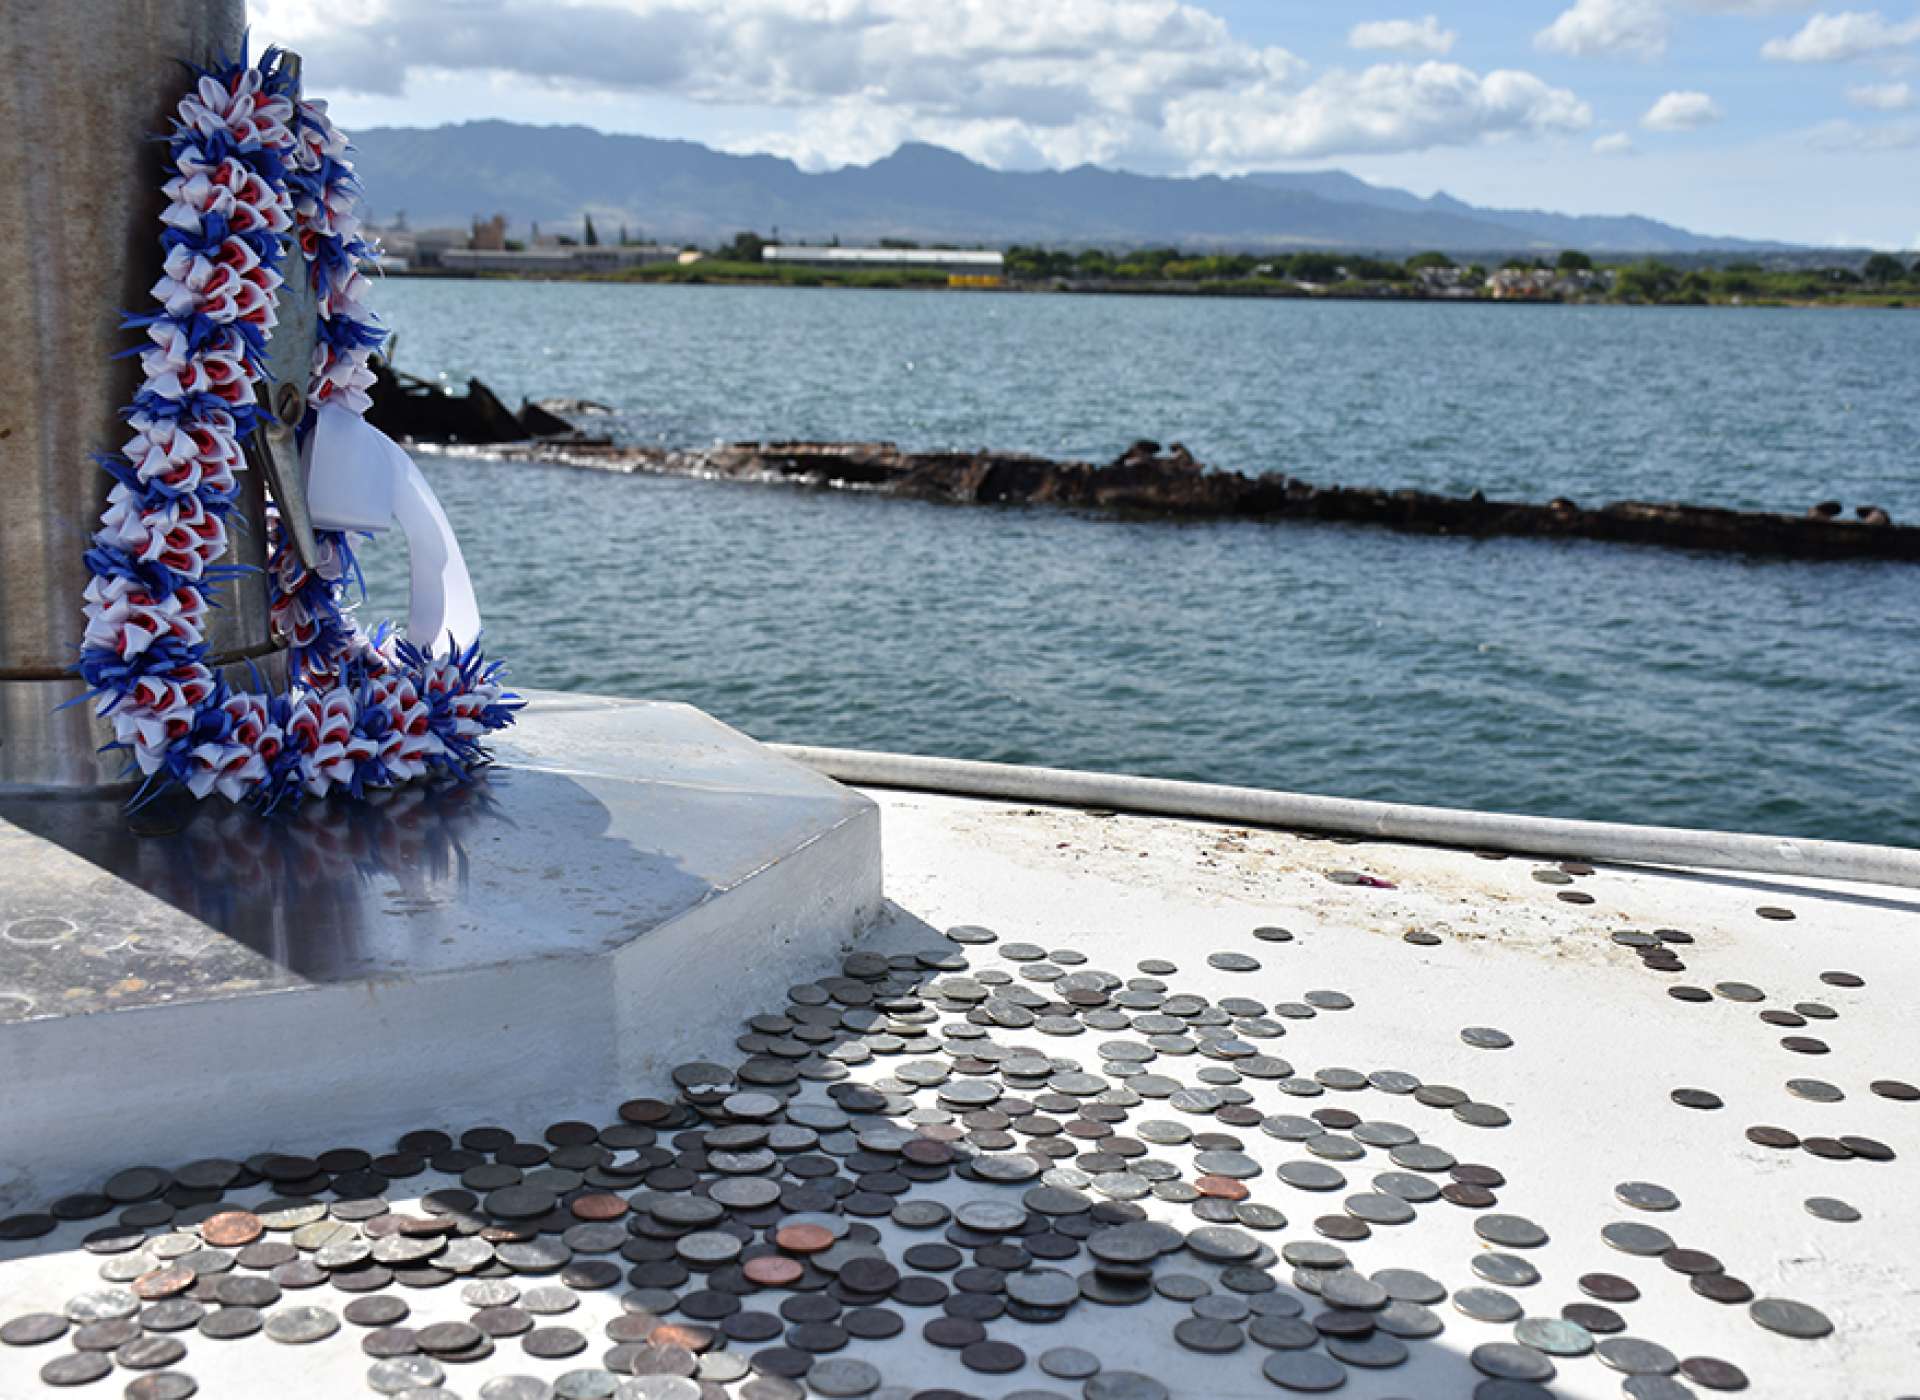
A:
[382, 267, 1919, 310]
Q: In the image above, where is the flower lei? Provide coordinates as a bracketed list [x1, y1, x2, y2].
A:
[78, 50, 518, 807]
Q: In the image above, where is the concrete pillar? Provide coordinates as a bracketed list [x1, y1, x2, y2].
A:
[0, 0, 272, 792]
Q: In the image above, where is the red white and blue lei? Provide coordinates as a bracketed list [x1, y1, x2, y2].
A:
[79, 50, 517, 806]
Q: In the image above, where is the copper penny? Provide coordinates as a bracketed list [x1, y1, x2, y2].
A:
[131, 1266, 196, 1301]
[773, 1225, 834, 1255]
[569, 1194, 628, 1222]
[1196, 1176, 1250, 1201]
[201, 1212, 263, 1248]
[744, 1257, 804, 1287]
[650, 1323, 714, 1353]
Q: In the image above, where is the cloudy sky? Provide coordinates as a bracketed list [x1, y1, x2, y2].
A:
[254, 1, 1920, 247]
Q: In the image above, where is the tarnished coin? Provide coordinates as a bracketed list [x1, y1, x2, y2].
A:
[39, 1352, 114, 1387]
[1, 1312, 69, 1346]
[124, 1376, 199, 1400]
[1679, 1355, 1751, 1391]
[197, 1307, 263, 1339]
[523, 1325, 589, 1358]
[1461, 1028, 1513, 1050]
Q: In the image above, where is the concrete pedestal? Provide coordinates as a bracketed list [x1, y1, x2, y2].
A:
[0, 692, 881, 1208]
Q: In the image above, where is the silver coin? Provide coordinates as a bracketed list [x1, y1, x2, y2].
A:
[464, 1279, 521, 1308]
[265, 1305, 340, 1344]
[1749, 1298, 1833, 1339]
[958, 1201, 1029, 1234]
[1344, 1193, 1414, 1226]
[63, 1289, 138, 1324]
[1279, 1241, 1347, 1269]
[1041, 1346, 1102, 1379]
[1514, 1316, 1593, 1356]
[1008, 1270, 1080, 1308]
[1372, 1171, 1441, 1203]
[1614, 1181, 1679, 1212]
[1473, 1254, 1539, 1288]
[1377, 1301, 1444, 1338]
[1318, 1271, 1389, 1311]
[369, 1357, 447, 1395]
[1261, 1349, 1347, 1391]
[549, 1375, 614, 1398]
[1326, 1332, 1408, 1368]
[1601, 1221, 1674, 1256]
[1194, 1150, 1260, 1179]
[1152, 1274, 1211, 1302]
[1475, 1215, 1548, 1249]
[1620, 1378, 1695, 1400]
[1249, 1314, 1317, 1349]
[1461, 1027, 1513, 1050]
[1454, 1103, 1512, 1128]
[808, 1359, 882, 1397]
[615, 1378, 700, 1400]
[1371, 1269, 1445, 1304]
[1173, 1317, 1243, 1353]
[479, 1378, 553, 1400]
[1084, 1374, 1169, 1400]
[1277, 1162, 1345, 1192]
[523, 1285, 580, 1314]
[1454, 1288, 1522, 1323]
[1805, 1196, 1861, 1223]
[1185, 1226, 1259, 1263]
[1388, 1143, 1455, 1172]
[1471, 1342, 1556, 1382]
[1351, 1120, 1417, 1148]
[1304, 1134, 1364, 1162]
[697, 1352, 750, 1384]
[1595, 1337, 1680, 1374]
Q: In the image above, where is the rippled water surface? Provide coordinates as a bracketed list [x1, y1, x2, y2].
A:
[360, 281, 1920, 846]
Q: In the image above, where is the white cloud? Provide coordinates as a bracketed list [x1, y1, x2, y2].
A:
[1163, 63, 1592, 167]
[1761, 10, 1920, 61]
[1805, 115, 1920, 145]
[1348, 15, 1456, 55]
[1593, 131, 1638, 153]
[1849, 78, 1918, 103]
[255, 0, 1590, 172]
[1536, 0, 1671, 59]
[1535, 0, 1834, 60]
[1642, 89, 1726, 128]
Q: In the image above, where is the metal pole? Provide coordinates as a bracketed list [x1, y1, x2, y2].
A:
[0, 0, 267, 792]
[770, 744, 1920, 889]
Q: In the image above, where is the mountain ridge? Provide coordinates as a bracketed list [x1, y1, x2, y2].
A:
[349, 121, 1796, 255]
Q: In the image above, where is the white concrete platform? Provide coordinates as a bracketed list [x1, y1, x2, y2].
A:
[2, 778, 1915, 1400]
[0, 693, 882, 1207]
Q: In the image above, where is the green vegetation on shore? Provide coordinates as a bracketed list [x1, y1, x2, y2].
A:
[535, 232, 1920, 307]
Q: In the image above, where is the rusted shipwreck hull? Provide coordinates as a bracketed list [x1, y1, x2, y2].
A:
[506, 437, 1920, 564]
[367, 369, 1916, 563]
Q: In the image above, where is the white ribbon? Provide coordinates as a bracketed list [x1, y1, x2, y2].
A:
[301, 404, 481, 653]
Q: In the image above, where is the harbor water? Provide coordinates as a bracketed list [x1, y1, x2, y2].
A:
[360, 281, 1920, 847]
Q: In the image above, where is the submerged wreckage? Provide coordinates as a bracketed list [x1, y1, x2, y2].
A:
[368, 364, 1919, 564]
